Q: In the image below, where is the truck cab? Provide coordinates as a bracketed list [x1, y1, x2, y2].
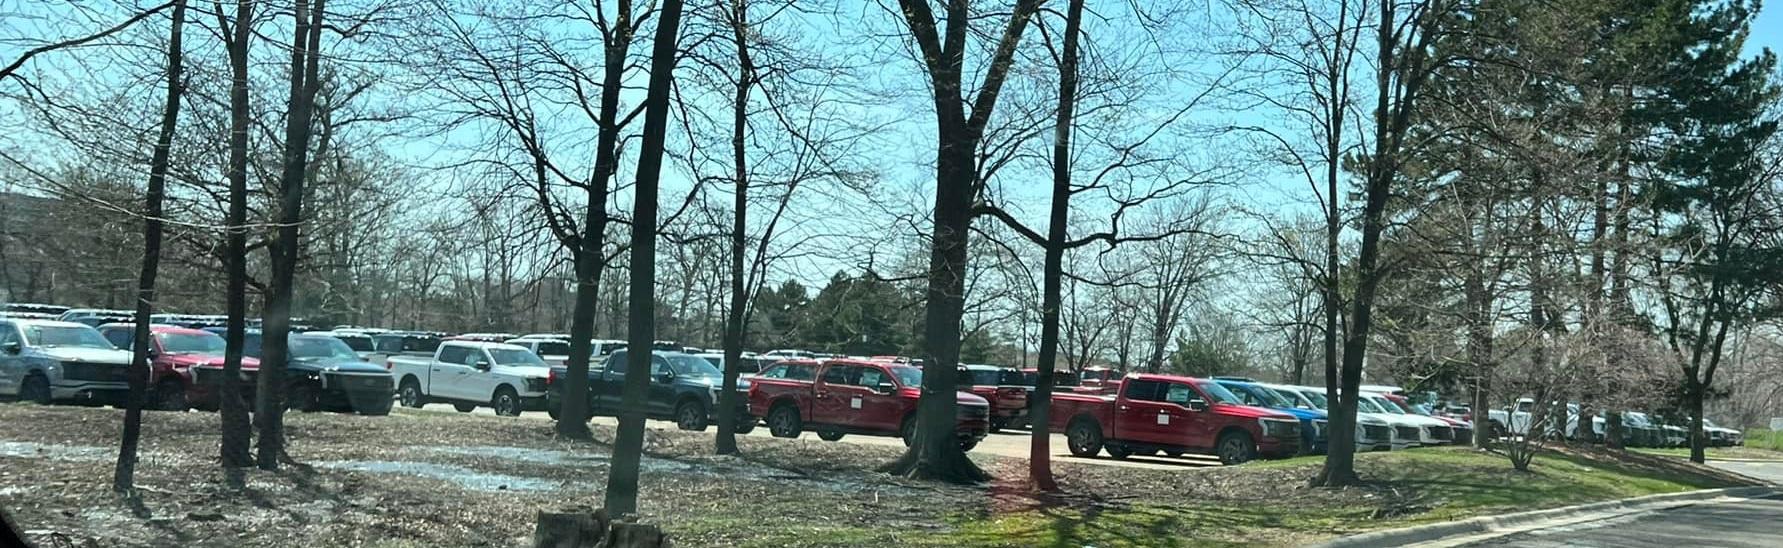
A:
[0, 319, 133, 405]
[1053, 374, 1301, 465]
[96, 323, 260, 411]
[388, 341, 550, 416]
[748, 358, 991, 450]
[545, 349, 755, 432]
[961, 364, 1028, 431]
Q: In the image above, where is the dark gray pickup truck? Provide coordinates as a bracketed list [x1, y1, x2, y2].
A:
[546, 349, 754, 432]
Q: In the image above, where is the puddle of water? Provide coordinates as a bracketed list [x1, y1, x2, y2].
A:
[0, 441, 110, 462]
[422, 445, 606, 465]
[318, 460, 575, 492]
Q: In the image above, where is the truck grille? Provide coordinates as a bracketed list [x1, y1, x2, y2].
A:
[1396, 426, 1419, 441]
[329, 373, 393, 392]
[958, 405, 990, 421]
[1427, 426, 1453, 441]
[62, 361, 129, 382]
[1363, 425, 1390, 441]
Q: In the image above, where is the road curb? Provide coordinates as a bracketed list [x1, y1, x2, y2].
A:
[1309, 485, 1778, 548]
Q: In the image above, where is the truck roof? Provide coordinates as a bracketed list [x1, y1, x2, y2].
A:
[441, 340, 527, 351]
[2, 318, 95, 329]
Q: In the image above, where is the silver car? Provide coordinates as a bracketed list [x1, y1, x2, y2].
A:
[0, 319, 134, 404]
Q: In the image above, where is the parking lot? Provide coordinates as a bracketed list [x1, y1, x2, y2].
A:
[415, 403, 1226, 470]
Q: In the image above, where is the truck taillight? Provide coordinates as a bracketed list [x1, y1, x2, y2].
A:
[384, 359, 394, 370]
[548, 369, 558, 385]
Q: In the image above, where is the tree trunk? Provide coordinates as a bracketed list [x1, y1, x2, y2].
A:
[1027, 0, 1083, 492]
[255, 0, 327, 470]
[114, 0, 187, 493]
[218, 0, 255, 468]
[715, 0, 756, 456]
[605, 0, 685, 516]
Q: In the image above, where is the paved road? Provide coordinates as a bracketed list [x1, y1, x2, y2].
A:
[405, 404, 1226, 470]
[1458, 460, 1783, 548]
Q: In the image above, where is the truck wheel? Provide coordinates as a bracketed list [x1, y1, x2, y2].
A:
[1065, 417, 1104, 457]
[287, 382, 320, 413]
[734, 414, 757, 434]
[1106, 444, 1132, 459]
[676, 400, 710, 431]
[959, 437, 979, 452]
[398, 378, 425, 408]
[817, 430, 846, 442]
[492, 387, 522, 417]
[19, 374, 50, 405]
[900, 416, 918, 447]
[1216, 430, 1256, 465]
[154, 380, 188, 411]
[454, 403, 477, 413]
[767, 404, 802, 438]
[547, 406, 560, 421]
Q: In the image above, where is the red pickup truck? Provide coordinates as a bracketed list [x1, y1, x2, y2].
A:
[962, 364, 1028, 431]
[1052, 373, 1301, 465]
[97, 324, 260, 411]
[748, 359, 991, 450]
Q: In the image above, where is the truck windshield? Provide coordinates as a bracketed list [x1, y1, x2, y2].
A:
[290, 337, 360, 360]
[1228, 383, 1291, 408]
[1190, 380, 1241, 405]
[25, 325, 113, 349]
[488, 348, 547, 367]
[157, 332, 226, 354]
[1370, 397, 1406, 414]
[335, 336, 373, 352]
[963, 369, 1002, 386]
[666, 355, 722, 377]
[888, 365, 922, 387]
[1356, 397, 1386, 414]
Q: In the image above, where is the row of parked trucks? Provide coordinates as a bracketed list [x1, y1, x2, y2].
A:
[3, 304, 1742, 456]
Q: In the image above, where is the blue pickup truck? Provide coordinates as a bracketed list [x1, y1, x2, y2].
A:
[545, 349, 755, 433]
[1217, 379, 1329, 454]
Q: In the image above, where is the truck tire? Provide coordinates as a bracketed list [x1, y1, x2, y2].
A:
[990, 417, 1008, 433]
[767, 404, 802, 438]
[1216, 430, 1256, 465]
[154, 379, 188, 411]
[676, 400, 710, 431]
[818, 430, 846, 442]
[287, 382, 321, 413]
[492, 387, 522, 417]
[20, 374, 50, 405]
[734, 414, 757, 434]
[398, 377, 426, 408]
[900, 416, 918, 447]
[959, 437, 979, 452]
[1065, 417, 1104, 457]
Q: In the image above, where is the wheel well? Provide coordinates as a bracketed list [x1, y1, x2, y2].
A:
[1217, 426, 1251, 444]
[1068, 414, 1099, 431]
[400, 374, 419, 387]
[769, 397, 796, 413]
[494, 384, 517, 399]
[676, 394, 705, 411]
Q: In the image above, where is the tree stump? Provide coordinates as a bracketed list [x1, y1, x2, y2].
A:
[533, 507, 609, 548]
[532, 508, 670, 548]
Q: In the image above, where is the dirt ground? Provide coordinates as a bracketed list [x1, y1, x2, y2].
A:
[0, 403, 1754, 547]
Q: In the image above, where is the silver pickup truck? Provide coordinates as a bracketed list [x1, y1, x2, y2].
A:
[0, 319, 135, 404]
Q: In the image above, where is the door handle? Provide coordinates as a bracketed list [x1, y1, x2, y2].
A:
[1119, 405, 1128, 410]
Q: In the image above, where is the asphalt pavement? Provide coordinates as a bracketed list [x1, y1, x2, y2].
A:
[1456, 460, 1783, 548]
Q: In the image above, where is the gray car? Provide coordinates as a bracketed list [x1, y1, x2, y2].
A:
[0, 319, 134, 404]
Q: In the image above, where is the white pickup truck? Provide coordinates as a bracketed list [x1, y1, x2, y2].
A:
[387, 341, 550, 416]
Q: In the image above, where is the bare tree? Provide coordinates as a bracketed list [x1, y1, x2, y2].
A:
[606, 0, 688, 516]
[114, 0, 188, 493]
[216, 0, 256, 469]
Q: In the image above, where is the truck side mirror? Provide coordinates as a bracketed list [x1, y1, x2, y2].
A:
[473, 359, 490, 371]
[1187, 399, 1208, 412]
[876, 381, 897, 394]
[1, 342, 18, 355]
[654, 371, 674, 384]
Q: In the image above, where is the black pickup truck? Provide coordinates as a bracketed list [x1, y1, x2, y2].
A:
[545, 349, 754, 432]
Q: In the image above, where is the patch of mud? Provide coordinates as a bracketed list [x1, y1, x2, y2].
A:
[317, 460, 578, 492]
[0, 441, 109, 461]
[424, 445, 921, 496]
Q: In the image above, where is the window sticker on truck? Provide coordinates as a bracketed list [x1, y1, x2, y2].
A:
[1158, 413, 1170, 425]
[851, 397, 862, 409]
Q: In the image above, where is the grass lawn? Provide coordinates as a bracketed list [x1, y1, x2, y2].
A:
[0, 405, 1757, 548]
[1632, 430, 1783, 461]
[680, 447, 1752, 547]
